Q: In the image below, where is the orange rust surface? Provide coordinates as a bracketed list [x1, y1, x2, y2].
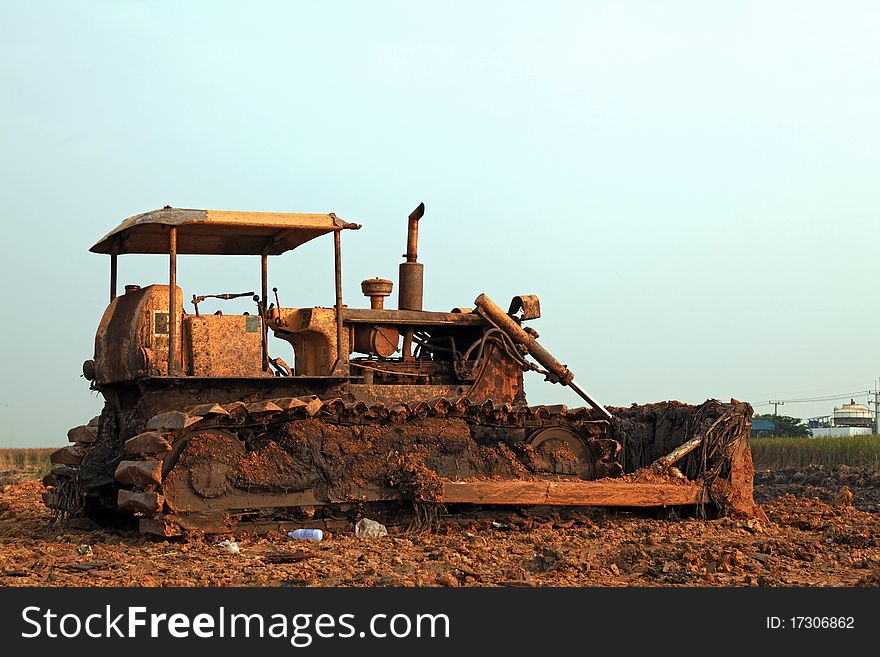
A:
[94, 284, 183, 382]
[185, 314, 265, 377]
[91, 208, 354, 256]
[270, 307, 343, 376]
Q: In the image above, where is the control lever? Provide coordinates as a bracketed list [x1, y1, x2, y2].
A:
[192, 291, 255, 316]
[252, 294, 264, 318]
[271, 287, 287, 326]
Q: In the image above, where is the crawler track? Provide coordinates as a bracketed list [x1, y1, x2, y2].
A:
[45, 395, 624, 535]
[45, 398, 758, 535]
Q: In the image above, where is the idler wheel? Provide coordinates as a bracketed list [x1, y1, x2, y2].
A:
[527, 426, 595, 480]
[162, 430, 245, 510]
[190, 460, 234, 498]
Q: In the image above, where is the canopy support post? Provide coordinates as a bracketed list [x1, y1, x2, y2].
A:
[261, 250, 269, 372]
[331, 230, 347, 375]
[168, 226, 178, 376]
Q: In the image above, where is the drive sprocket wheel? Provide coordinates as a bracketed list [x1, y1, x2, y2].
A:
[162, 429, 245, 512]
[527, 426, 596, 480]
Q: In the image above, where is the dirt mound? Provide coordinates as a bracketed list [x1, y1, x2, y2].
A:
[755, 465, 880, 513]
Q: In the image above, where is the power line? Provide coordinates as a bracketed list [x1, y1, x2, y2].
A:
[751, 389, 873, 405]
[749, 382, 876, 397]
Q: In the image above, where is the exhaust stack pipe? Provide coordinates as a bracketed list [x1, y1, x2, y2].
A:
[398, 202, 425, 311]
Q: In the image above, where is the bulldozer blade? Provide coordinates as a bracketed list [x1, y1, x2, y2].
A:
[441, 479, 709, 507]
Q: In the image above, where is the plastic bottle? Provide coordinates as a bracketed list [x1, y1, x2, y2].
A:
[287, 529, 323, 542]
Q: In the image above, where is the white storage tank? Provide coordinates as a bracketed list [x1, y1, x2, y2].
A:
[833, 399, 873, 428]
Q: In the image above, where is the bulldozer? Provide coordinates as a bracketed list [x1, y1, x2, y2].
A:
[43, 204, 759, 536]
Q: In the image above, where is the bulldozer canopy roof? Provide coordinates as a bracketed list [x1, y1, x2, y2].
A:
[91, 207, 361, 255]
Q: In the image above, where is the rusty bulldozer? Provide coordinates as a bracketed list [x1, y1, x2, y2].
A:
[43, 204, 759, 535]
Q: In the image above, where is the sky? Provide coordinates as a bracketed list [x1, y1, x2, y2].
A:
[1, 1, 879, 446]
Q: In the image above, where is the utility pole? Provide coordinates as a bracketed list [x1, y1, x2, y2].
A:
[874, 379, 879, 435]
[770, 400, 784, 416]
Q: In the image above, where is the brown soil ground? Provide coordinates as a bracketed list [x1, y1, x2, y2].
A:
[755, 465, 880, 513]
[1, 467, 879, 587]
